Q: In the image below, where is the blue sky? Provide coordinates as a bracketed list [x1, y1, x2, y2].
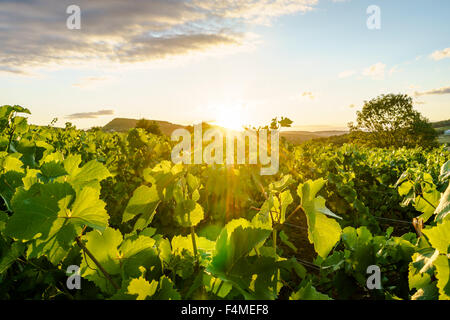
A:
[1, 0, 449, 130]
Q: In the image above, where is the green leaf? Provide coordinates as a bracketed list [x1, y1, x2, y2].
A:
[270, 175, 293, 192]
[279, 190, 293, 224]
[0, 171, 25, 211]
[123, 185, 160, 231]
[0, 154, 24, 173]
[434, 255, 450, 300]
[5, 183, 73, 240]
[409, 248, 440, 291]
[297, 180, 342, 258]
[439, 160, 450, 182]
[156, 276, 181, 300]
[422, 220, 450, 254]
[289, 281, 332, 300]
[171, 234, 215, 256]
[0, 210, 7, 231]
[415, 189, 441, 222]
[434, 184, 450, 222]
[203, 275, 233, 298]
[22, 169, 39, 190]
[64, 155, 111, 193]
[208, 219, 271, 275]
[398, 181, 413, 196]
[69, 187, 109, 232]
[127, 276, 158, 300]
[297, 178, 326, 202]
[411, 282, 439, 300]
[408, 252, 433, 290]
[119, 236, 158, 279]
[186, 173, 200, 191]
[39, 161, 67, 181]
[0, 241, 25, 274]
[26, 219, 79, 264]
[80, 228, 123, 293]
[174, 200, 204, 228]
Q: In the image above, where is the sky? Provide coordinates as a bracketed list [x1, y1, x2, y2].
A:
[1, 0, 449, 130]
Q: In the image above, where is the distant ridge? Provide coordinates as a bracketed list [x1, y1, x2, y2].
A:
[280, 130, 348, 144]
[103, 118, 350, 144]
[103, 118, 186, 136]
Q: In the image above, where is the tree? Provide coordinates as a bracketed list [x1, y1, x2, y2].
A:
[136, 118, 162, 136]
[348, 94, 438, 148]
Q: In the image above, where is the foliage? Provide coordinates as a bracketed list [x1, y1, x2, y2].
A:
[136, 119, 162, 136]
[349, 94, 438, 148]
[0, 105, 448, 300]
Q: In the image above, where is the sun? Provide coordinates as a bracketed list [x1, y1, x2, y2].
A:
[213, 105, 247, 131]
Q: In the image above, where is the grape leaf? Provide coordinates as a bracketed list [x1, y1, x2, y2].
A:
[434, 255, 450, 300]
[69, 187, 109, 232]
[127, 276, 158, 300]
[298, 180, 342, 258]
[208, 219, 271, 275]
[422, 220, 450, 254]
[174, 200, 204, 228]
[434, 184, 450, 222]
[156, 276, 181, 300]
[80, 228, 123, 293]
[123, 185, 160, 231]
[289, 281, 332, 300]
[5, 183, 73, 240]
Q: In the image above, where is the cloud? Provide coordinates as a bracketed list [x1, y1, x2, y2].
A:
[340, 63, 390, 80]
[362, 62, 386, 80]
[338, 70, 356, 78]
[388, 66, 399, 75]
[430, 48, 450, 61]
[0, 0, 318, 73]
[301, 91, 315, 100]
[0, 66, 33, 76]
[72, 76, 113, 88]
[66, 109, 114, 119]
[415, 86, 450, 97]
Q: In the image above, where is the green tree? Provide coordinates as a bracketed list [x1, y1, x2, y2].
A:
[136, 118, 162, 136]
[349, 94, 438, 148]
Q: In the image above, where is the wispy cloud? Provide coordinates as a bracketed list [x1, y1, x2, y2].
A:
[339, 62, 390, 80]
[0, 66, 33, 76]
[0, 0, 318, 73]
[72, 76, 113, 88]
[415, 86, 450, 96]
[301, 91, 315, 100]
[362, 62, 386, 80]
[430, 48, 450, 61]
[66, 109, 114, 119]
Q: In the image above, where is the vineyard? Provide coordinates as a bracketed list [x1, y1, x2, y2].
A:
[0, 105, 449, 300]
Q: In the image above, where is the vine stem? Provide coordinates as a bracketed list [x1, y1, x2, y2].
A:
[272, 227, 278, 297]
[75, 236, 120, 291]
[190, 226, 198, 265]
[6, 127, 14, 152]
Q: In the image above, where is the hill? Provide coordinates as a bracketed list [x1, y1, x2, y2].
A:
[103, 118, 186, 136]
[103, 118, 348, 144]
[431, 119, 450, 129]
[280, 130, 348, 144]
